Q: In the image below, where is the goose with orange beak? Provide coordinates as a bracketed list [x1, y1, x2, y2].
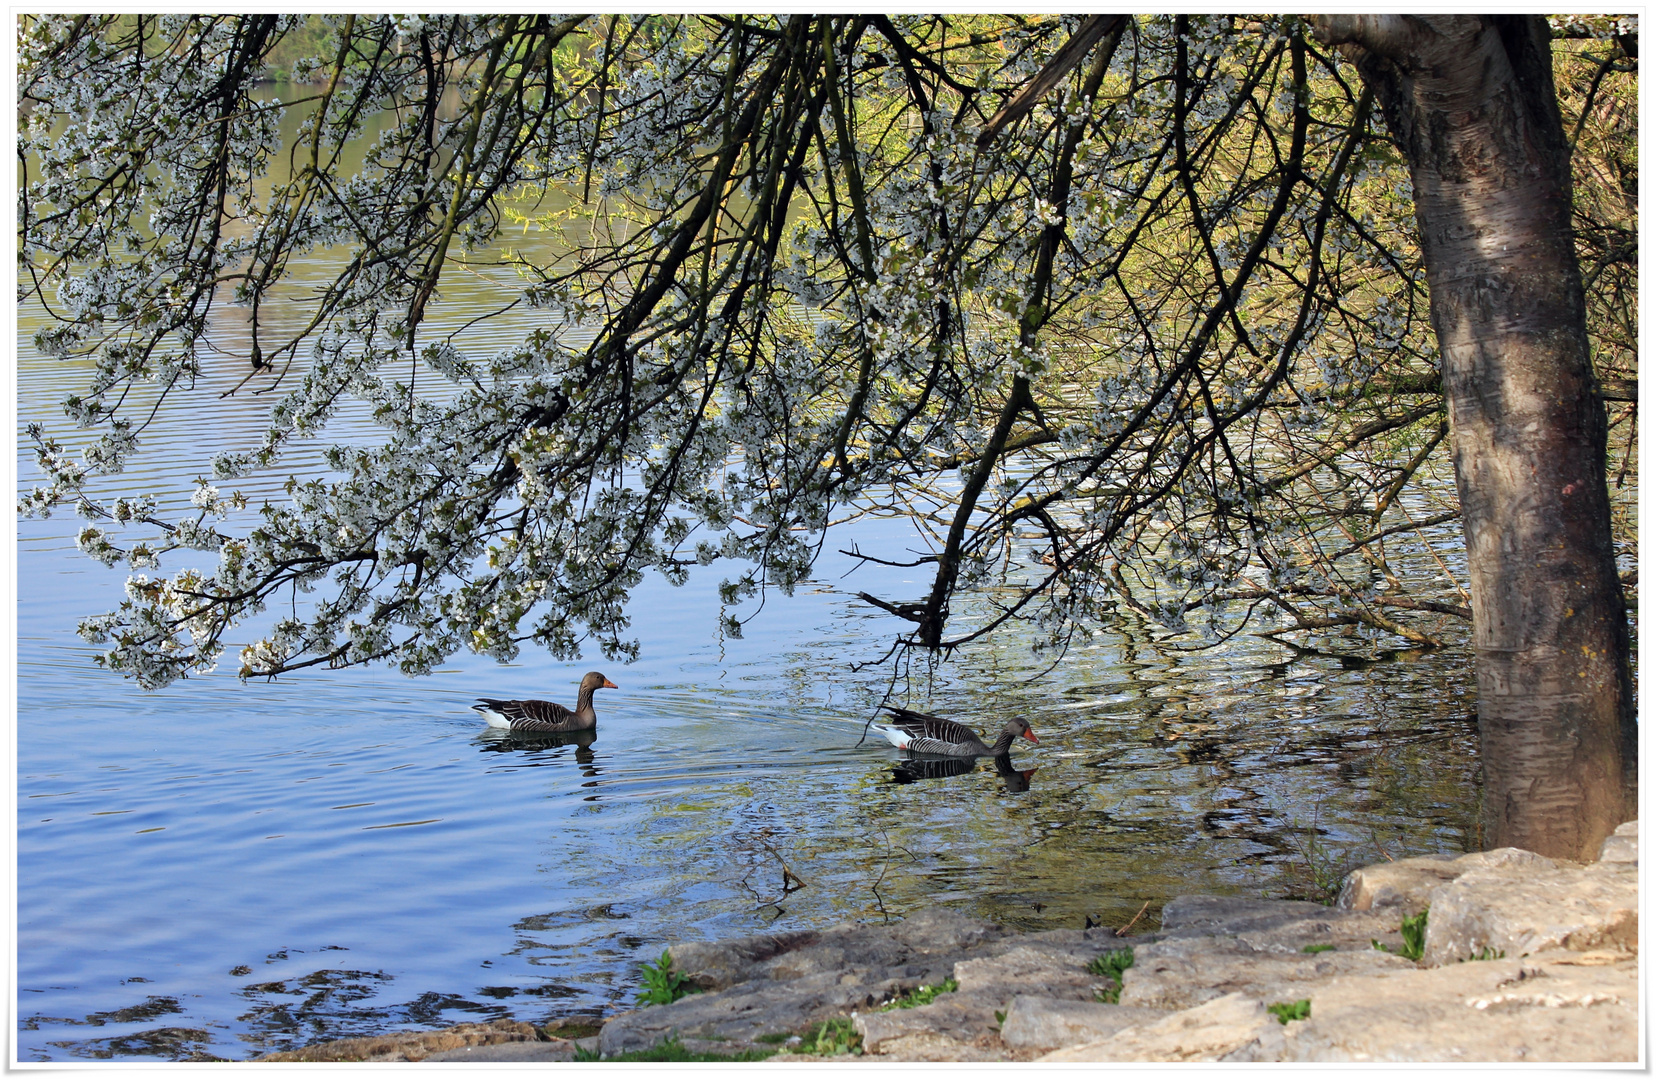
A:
[472, 671, 618, 733]
[870, 706, 1039, 757]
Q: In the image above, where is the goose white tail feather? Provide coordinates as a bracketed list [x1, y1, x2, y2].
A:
[869, 722, 913, 750]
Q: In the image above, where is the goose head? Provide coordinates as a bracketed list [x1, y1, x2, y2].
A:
[581, 671, 619, 693]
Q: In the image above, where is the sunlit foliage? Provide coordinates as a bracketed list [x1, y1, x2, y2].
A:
[17, 14, 1636, 688]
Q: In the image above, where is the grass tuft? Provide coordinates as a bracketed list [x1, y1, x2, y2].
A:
[879, 978, 958, 1011]
[785, 1017, 861, 1056]
[1267, 999, 1311, 1024]
[1371, 906, 1428, 962]
[1088, 947, 1134, 1003]
[1301, 943, 1336, 954]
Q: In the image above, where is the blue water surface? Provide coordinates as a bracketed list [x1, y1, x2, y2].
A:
[15, 153, 1487, 1062]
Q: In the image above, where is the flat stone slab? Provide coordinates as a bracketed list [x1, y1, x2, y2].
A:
[1120, 933, 1415, 1012]
[1158, 895, 1337, 936]
[1422, 860, 1637, 966]
[667, 908, 1002, 992]
[1118, 894, 1416, 1013]
[256, 1020, 543, 1062]
[1598, 820, 1638, 863]
[954, 942, 1114, 1001]
[859, 1032, 1008, 1062]
[421, 1039, 576, 1062]
[854, 990, 1002, 1052]
[1040, 991, 1286, 1062]
[1338, 848, 1560, 916]
[1278, 950, 1639, 1062]
[999, 996, 1168, 1050]
[1162, 895, 1400, 952]
[599, 969, 914, 1056]
[1335, 853, 1463, 913]
[1045, 947, 1639, 1064]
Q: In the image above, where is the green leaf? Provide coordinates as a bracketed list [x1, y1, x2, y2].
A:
[1371, 907, 1428, 962]
[1087, 947, 1134, 1003]
[635, 949, 702, 1006]
[1398, 907, 1429, 961]
[1267, 998, 1311, 1024]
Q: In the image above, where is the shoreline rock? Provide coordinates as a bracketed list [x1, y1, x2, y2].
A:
[255, 1020, 558, 1063]
[259, 820, 1638, 1063]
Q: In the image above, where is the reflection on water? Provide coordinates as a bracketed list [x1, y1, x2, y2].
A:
[890, 755, 979, 784]
[887, 753, 1038, 794]
[993, 755, 1039, 793]
[477, 728, 599, 769]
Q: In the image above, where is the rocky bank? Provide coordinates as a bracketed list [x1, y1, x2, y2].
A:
[260, 820, 1638, 1063]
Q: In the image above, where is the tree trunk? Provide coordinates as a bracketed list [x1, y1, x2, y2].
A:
[1314, 15, 1635, 861]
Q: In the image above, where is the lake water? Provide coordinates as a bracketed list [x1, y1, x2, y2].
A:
[14, 304, 1489, 1064]
[16, 99, 1490, 1062]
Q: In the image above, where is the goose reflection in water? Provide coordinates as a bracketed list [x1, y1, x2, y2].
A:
[890, 755, 976, 784]
[477, 727, 599, 770]
[993, 753, 1039, 793]
[890, 753, 1038, 792]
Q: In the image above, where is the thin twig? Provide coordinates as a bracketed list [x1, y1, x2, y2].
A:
[868, 823, 896, 922]
[758, 840, 809, 893]
[1115, 899, 1152, 936]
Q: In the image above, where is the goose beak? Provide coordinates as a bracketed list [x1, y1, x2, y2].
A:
[603, 678, 618, 689]
[1023, 728, 1040, 744]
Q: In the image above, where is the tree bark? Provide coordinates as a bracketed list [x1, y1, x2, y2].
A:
[1313, 15, 1635, 860]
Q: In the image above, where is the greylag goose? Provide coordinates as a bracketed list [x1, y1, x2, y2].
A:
[870, 706, 1039, 757]
[472, 671, 617, 733]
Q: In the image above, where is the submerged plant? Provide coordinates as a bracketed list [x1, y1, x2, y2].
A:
[543, 1017, 603, 1040]
[1273, 805, 1378, 905]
